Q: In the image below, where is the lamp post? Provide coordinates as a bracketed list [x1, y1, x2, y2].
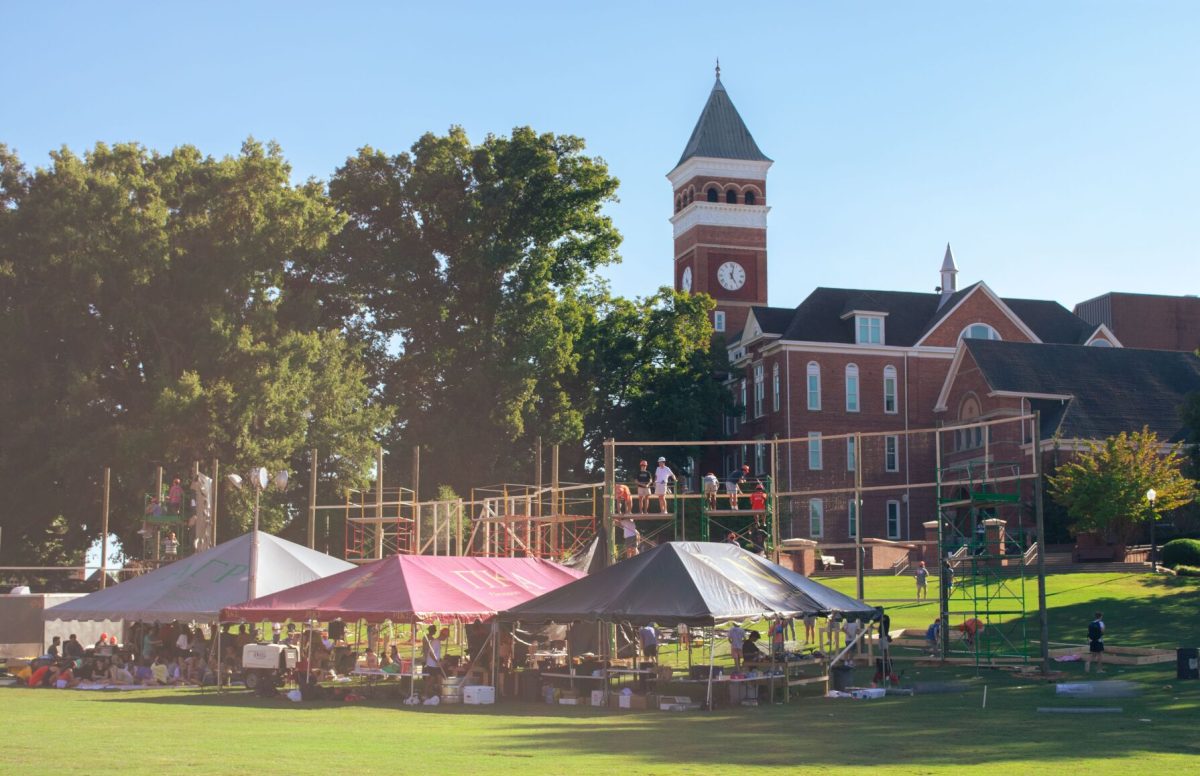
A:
[1146, 488, 1157, 573]
[227, 467, 289, 598]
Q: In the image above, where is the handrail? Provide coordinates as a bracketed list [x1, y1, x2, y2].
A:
[891, 556, 910, 576]
[1022, 542, 1039, 566]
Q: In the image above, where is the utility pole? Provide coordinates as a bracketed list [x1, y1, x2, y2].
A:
[100, 467, 110, 589]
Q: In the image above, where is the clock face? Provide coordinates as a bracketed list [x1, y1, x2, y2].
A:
[716, 261, 746, 291]
[681, 266, 693, 292]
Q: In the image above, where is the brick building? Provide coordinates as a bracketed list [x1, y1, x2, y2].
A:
[670, 73, 1194, 545]
[1074, 292, 1200, 352]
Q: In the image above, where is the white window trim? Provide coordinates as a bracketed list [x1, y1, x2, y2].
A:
[845, 363, 860, 413]
[856, 315, 885, 345]
[772, 363, 780, 413]
[809, 498, 824, 538]
[886, 499, 901, 540]
[806, 361, 821, 411]
[848, 500, 858, 539]
[884, 434, 899, 473]
[808, 432, 823, 471]
[714, 310, 726, 333]
[753, 362, 765, 418]
[960, 322, 1001, 341]
[883, 365, 898, 415]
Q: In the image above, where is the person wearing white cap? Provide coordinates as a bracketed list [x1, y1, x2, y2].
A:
[653, 457, 676, 514]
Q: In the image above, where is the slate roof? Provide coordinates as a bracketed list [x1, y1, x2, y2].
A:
[753, 286, 1095, 347]
[748, 306, 796, 336]
[677, 77, 771, 166]
[964, 339, 1200, 442]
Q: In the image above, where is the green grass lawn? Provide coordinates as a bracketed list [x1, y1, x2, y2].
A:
[5, 573, 1199, 775]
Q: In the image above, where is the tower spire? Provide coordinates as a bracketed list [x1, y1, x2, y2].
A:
[938, 243, 959, 307]
[715, 57, 721, 81]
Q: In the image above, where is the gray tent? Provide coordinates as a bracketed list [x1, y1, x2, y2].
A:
[501, 541, 876, 626]
[43, 532, 353, 623]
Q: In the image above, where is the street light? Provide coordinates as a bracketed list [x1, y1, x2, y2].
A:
[1146, 488, 1157, 573]
[227, 467, 290, 597]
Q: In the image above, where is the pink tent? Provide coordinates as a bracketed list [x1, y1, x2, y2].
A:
[219, 555, 584, 623]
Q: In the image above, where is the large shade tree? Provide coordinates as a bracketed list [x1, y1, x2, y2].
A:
[0, 141, 388, 564]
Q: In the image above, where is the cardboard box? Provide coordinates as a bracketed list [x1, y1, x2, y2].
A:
[559, 698, 579, 705]
[610, 693, 648, 710]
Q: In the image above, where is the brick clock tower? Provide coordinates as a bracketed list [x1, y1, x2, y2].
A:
[669, 67, 771, 338]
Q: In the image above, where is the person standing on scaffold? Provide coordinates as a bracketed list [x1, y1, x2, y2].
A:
[653, 457, 677, 514]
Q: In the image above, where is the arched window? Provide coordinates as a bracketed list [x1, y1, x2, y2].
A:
[726, 189, 737, 204]
[707, 187, 718, 203]
[845, 364, 860, 412]
[883, 364, 898, 414]
[961, 323, 1001, 341]
[675, 196, 682, 212]
[806, 361, 821, 411]
[744, 190, 757, 205]
[957, 395, 984, 450]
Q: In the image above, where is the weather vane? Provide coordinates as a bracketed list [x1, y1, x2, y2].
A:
[715, 57, 721, 80]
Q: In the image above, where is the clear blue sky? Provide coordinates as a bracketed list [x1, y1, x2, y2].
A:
[6, 1, 1198, 310]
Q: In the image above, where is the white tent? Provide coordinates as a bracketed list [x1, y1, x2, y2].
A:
[43, 532, 353, 623]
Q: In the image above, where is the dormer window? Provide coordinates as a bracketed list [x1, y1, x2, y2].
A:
[856, 315, 883, 345]
[961, 323, 1000, 341]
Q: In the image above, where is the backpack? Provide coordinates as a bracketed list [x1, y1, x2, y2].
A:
[1087, 621, 1103, 641]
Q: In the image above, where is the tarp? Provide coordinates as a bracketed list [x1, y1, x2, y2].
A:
[43, 532, 353, 623]
[500, 541, 877, 626]
[220, 555, 585, 624]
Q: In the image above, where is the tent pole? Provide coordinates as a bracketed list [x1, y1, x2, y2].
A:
[706, 627, 715, 711]
[491, 620, 498, 693]
[216, 623, 222, 694]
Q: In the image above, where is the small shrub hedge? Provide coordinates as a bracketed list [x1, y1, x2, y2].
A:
[1173, 565, 1200, 578]
[1161, 538, 1200, 569]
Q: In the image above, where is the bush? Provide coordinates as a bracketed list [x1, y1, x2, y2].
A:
[1161, 538, 1200, 569]
[1173, 565, 1200, 578]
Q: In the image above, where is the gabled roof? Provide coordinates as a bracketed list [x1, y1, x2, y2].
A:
[964, 340, 1200, 442]
[1001, 298, 1095, 344]
[766, 284, 1096, 349]
[782, 288, 943, 346]
[748, 305, 796, 337]
[676, 76, 771, 166]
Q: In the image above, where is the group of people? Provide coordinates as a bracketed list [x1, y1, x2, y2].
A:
[27, 624, 218, 689]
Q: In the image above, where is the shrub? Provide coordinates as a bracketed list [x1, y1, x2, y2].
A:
[1173, 564, 1200, 578]
[1161, 538, 1200, 569]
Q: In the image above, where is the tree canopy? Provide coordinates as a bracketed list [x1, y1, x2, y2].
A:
[0, 128, 729, 565]
[1048, 427, 1197, 543]
[0, 141, 388, 563]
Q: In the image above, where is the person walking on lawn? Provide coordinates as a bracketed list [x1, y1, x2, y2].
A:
[914, 560, 929, 600]
[1085, 611, 1105, 673]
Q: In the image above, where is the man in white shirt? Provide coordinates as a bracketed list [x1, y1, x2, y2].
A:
[654, 457, 676, 514]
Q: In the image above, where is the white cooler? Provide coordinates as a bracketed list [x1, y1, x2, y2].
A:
[463, 685, 496, 705]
